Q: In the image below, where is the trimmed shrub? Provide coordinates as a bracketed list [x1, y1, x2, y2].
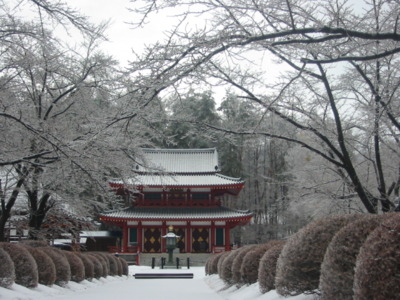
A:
[63, 251, 85, 282]
[275, 214, 360, 296]
[231, 245, 258, 286]
[90, 253, 109, 277]
[241, 241, 283, 285]
[76, 253, 94, 281]
[40, 247, 71, 286]
[220, 249, 243, 285]
[118, 257, 129, 276]
[0, 242, 38, 287]
[208, 252, 225, 275]
[258, 241, 286, 293]
[217, 251, 232, 278]
[103, 254, 118, 276]
[25, 246, 56, 286]
[85, 254, 104, 279]
[0, 247, 15, 288]
[353, 213, 400, 300]
[319, 214, 382, 300]
[115, 256, 123, 276]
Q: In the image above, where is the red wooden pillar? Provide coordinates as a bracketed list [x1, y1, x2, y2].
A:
[137, 221, 143, 253]
[225, 225, 231, 251]
[186, 221, 191, 253]
[211, 221, 215, 253]
[122, 223, 128, 253]
[161, 221, 167, 253]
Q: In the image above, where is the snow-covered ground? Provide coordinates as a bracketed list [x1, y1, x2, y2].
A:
[0, 266, 316, 300]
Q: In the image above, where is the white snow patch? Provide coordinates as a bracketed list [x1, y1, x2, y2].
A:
[0, 265, 316, 300]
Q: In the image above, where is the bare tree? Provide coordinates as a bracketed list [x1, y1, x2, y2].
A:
[128, 0, 400, 214]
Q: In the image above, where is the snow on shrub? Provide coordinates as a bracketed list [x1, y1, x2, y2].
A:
[353, 213, 400, 300]
[0, 247, 15, 288]
[103, 253, 118, 276]
[40, 247, 71, 286]
[258, 241, 286, 293]
[217, 251, 232, 278]
[208, 252, 225, 275]
[319, 214, 383, 300]
[76, 253, 94, 281]
[118, 257, 129, 276]
[25, 246, 56, 286]
[63, 251, 85, 282]
[90, 253, 109, 277]
[220, 248, 243, 285]
[231, 245, 258, 286]
[112, 255, 123, 276]
[275, 214, 360, 296]
[85, 254, 104, 278]
[0, 242, 38, 287]
[241, 241, 283, 285]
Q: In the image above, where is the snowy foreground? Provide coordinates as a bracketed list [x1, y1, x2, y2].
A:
[0, 265, 315, 300]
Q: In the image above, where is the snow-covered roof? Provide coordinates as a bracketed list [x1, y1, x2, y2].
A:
[110, 173, 243, 188]
[135, 148, 220, 173]
[100, 206, 253, 221]
[111, 148, 244, 189]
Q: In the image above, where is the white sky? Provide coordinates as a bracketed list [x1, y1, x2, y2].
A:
[66, 0, 178, 67]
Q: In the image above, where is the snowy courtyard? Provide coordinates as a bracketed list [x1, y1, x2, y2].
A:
[0, 265, 314, 300]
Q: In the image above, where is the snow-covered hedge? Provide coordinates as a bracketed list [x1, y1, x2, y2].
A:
[39, 247, 71, 286]
[207, 252, 225, 275]
[219, 248, 243, 285]
[241, 241, 283, 285]
[85, 254, 105, 278]
[319, 214, 383, 300]
[275, 214, 359, 296]
[118, 256, 129, 276]
[353, 213, 400, 300]
[0, 242, 38, 287]
[77, 253, 94, 281]
[258, 241, 286, 293]
[231, 245, 257, 286]
[63, 251, 85, 282]
[25, 246, 56, 286]
[0, 247, 15, 288]
[90, 253, 110, 277]
[217, 251, 231, 278]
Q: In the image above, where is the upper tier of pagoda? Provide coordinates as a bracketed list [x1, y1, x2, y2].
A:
[109, 148, 244, 193]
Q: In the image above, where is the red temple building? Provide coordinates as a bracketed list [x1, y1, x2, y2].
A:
[99, 148, 252, 254]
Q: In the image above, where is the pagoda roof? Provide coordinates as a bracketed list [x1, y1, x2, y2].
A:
[109, 173, 244, 189]
[135, 148, 220, 174]
[99, 206, 253, 222]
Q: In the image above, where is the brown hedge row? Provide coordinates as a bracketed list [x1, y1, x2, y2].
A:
[275, 214, 360, 296]
[0, 247, 15, 288]
[220, 248, 243, 285]
[85, 254, 104, 278]
[26, 246, 56, 286]
[231, 245, 258, 286]
[118, 257, 129, 276]
[319, 214, 383, 300]
[258, 241, 286, 293]
[89, 253, 109, 277]
[76, 253, 94, 281]
[217, 251, 232, 278]
[241, 241, 283, 285]
[353, 213, 400, 300]
[0, 242, 38, 287]
[63, 251, 85, 282]
[39, 247, 71, 286]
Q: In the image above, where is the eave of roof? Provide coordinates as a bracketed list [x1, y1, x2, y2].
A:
[109, 173, 244, 189]
[99, 206, 253, 222]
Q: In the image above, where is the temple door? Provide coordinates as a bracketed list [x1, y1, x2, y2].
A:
[192, 228, 209, 253]
[143, 228, 161, 253]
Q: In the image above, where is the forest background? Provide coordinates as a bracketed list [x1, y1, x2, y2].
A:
[1, 0, 400, 245]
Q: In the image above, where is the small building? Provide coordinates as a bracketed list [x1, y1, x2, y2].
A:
[99, 148, 252, 254]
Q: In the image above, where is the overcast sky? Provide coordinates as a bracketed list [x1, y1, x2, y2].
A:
[67, 0, 175, 66]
